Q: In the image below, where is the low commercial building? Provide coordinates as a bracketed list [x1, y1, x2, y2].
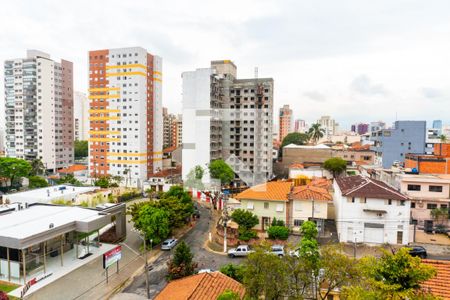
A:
[405, 143, 450, 175]
[333, 175, 410, 244]
[235, 181, 293, 230]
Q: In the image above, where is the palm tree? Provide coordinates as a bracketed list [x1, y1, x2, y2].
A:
[439, 134, 448, 143]
[308, 123, 325, 144]
[30, 159, 46, 176]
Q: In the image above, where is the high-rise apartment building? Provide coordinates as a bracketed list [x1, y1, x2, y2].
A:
[182, 60, 273, 187]
[4, 50, 74, 170]
[432, 120, 442, 134]
[88, 47, 162, 186]
[369, 121, 386, 133]
[163, 107, 181, 149]
[279, 104, 292, 142]
[74, 91, 89, 141]
[351, 123, 369, 135]
[317, 116, 339, 138]
[294, 119, 307, 133]
[176, 114, 182, 147]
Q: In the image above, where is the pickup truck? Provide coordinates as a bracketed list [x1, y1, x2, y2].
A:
[227, 245, 253, 258]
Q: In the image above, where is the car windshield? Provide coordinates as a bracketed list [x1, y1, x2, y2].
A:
[163, 241, 169, 245]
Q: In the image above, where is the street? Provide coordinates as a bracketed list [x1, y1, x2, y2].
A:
[121, 203, 235, 299]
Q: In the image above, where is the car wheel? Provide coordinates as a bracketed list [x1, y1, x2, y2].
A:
[278, 254, 283, 258]
[229, 254, 235, 258]
[420, 253, 427, 259]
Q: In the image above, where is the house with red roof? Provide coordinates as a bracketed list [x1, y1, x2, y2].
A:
[333, 175, 411, 244]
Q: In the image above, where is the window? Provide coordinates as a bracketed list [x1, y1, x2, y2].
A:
[407, 184, 421, 191]
[427, 203, 437, 209]
[247, 202, 254, 210]
[411, 202, 416, 208]
[441, 204, 448, 209]
[388, 199, 392, 205]
[429, 185, 443, 192]
[400, 200, 406, 206]
[294, 219, 303, 227]
[264, 202, 269, 209]
[276, 204, 284, 212]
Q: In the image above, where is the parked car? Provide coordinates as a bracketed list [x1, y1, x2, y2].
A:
[269, 245, 285, 257]
[228, 245, 253, 258]
[434, 224, 449, 234]
[161, 238, 178, 250]
[198, 268, 213, 274]
[406, 246, 427, 258]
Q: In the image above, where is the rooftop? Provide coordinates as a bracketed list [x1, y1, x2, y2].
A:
[422, 259, 450, 299]
[291, 185, 332, 201]
[284, 143, 330, 149]
[335, 175, 408, 201]
[236, 181, 292, 202]
[155, 271, 245, 300]
[4, 185, 98, 204]
[57, 164, 88, 174]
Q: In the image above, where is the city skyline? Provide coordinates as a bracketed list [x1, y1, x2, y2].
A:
[1, 0, 450, 129]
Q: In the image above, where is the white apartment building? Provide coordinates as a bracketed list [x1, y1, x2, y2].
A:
[88, 47, 162, 187]
[317, 115, 339, 138]
[74, 91, 89, 141]
[4, 50, 74, 170]
[333, 175, 411, 245]
[182, 60, 273, 187]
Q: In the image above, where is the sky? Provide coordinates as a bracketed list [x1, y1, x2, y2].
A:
[1, 0, 450, 129]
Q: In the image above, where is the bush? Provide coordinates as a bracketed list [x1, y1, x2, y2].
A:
[271, 217, 285, 227]
[238, 228, 257, 241]
[267, 226, 289, 240]
[28, 175, 49, 188]
[117, 190, 142, 202]
[220, 264, 246, 283]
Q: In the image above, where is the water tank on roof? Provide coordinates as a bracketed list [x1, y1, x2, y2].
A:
[411, 168, 418, 174]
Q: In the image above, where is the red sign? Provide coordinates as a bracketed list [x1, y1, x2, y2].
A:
[103, 245, 122, 269]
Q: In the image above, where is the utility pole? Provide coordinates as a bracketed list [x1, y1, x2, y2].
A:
[143, 234, 149, 299]
[222, 190, 230, 253]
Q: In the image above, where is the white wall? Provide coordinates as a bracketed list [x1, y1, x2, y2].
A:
[181, 68, 212, 183]
[333, 180, 411, 245]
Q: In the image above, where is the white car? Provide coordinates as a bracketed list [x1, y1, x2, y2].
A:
[161, 238, 178, 250]
[227, 245, 253, 258]
[269, 245, 285, 257]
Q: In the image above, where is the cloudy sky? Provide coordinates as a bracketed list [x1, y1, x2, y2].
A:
[1, 0, 450, 129]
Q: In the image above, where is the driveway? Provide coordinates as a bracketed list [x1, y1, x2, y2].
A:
[120, 203, 236, 299]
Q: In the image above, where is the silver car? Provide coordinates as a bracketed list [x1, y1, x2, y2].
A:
[270, 245, 285, 257]
[161, 238, 177, 250]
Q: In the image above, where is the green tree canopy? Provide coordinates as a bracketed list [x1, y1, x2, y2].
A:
[28, 175, 49, 189]
[323, 157, 347, 177]
[167, 241, 198, 280]
[219, 264, 246, 283]
[231, 209, 259, 231]
[217, 290, 241, 300]
[267, 226, 289, 240]
[158, 195, 194, 229]
[281, 132, 309, 148]
[194, 165, 204, 180]
[57, 174, 83, 186]
[0, 157, 32, 188]
[308, 123, 325, 144]
[74, 140, 88, 159]
[30, 159, 46, 176]
[300, 220, 318, 240]
[164, 185, 192, 203]
[132, 204, 170, 245]
[209, 159, 234, 186]
[342, 248, 437, 299]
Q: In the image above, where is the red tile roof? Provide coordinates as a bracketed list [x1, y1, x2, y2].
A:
[154, 271, 245, 300]
[149, 166, 182, 178]
[235, 181, 293, 201]
[335, 175, 408, 201]
[422, 259, 450, 299]
[289, 163, 305, 169]
[291, 185, 332, 201]
[309, 178, 332, 189]
[57, 164, 87, 173]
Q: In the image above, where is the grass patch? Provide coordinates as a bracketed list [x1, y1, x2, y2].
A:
[0, 280, 20, 293]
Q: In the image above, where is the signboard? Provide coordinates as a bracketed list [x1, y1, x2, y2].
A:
[21, 272, 53, 298]
[103, 245, 122, 269]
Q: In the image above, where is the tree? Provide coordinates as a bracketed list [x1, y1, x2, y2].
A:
[167, 241, 198, 280]
[267, 226, 289, 240]
[271, 217, 285, 227]
[132, 204, 170, 245]
[74, 140, 88, 159]
[308, 123, 325, 144]
[231, 209, 259, 231]
[28, 175, 49, 188]
[30, 158, 46, 176]
[300, 220, 318, 240]
[194, 165, 204, 180]
[281, 132, 310, 148]
[209, 159, 234, 186]
[57, 174, 83, 186]
[217, 290, 241, 300]
[243, 248, 289, 299]
[323, 157, 347, 178]
[164, 185, 192, 203]
[431, 207, 449, 225]
[184, 168, 204, 190]
[158, 195, 194, 229]
[220, 264, 246, 283]
[439, 134, 448, 143]
[342, 248, 437, 299]
[0, 157, 32, 189]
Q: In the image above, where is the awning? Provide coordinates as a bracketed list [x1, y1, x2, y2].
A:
[363, 209, 387, 214]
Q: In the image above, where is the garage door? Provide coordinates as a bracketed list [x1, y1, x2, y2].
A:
[364, 223, 384, 243]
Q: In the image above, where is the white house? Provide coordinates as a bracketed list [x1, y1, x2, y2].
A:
[333, 175, 410, 245]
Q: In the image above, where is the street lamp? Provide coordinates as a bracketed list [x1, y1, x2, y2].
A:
[132, 228, 150, 299]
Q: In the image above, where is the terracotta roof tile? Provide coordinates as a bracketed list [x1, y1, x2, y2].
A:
[291, 185, 332, 201]
[289, 163, 304, 169]
[149, 166, 181, 177]
[335, 175, 408, 201]
[422, 259, 450, 299]
[154, 271, 245, 300]
[235, 181, 293, 201]
[309, 178, 332, 189]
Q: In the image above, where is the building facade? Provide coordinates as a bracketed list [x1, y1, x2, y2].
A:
[74, 91, 89, 141]
[4, 50, 74, 171]
[369, 121, 385, 133]
[351, 123, 369, 135]
[279, 104, 292, 142]
[182, 60, 273, 187]
[334, 175, 410, 244]
[162, 108, 181, 149]
[317, 116, 339, 138]
[88, 47, 162, 186]
[294, 119, 307, 133]
[370, 121, 426, 168]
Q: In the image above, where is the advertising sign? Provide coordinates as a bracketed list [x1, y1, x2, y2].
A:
[103, 245, 122, 269]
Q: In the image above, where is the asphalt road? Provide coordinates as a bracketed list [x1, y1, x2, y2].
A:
[122, 203, 235, 299]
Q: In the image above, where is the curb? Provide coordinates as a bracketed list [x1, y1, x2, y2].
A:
[203, 238, 228, 256]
